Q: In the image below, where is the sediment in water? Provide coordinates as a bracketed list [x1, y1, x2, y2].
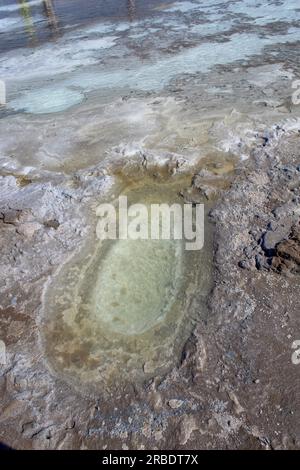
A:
[41, 173, 213, 396]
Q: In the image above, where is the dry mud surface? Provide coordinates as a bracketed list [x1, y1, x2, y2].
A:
[0, 129, 299, 450]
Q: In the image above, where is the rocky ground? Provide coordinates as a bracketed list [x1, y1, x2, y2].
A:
[202, 131, 300, 449]
[0, 125, 299, 449]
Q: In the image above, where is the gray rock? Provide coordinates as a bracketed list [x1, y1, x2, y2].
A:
[262, 222, 292, 254]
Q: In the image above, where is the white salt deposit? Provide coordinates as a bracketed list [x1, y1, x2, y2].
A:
[229, 0, 300, 25]
[0, 16, 24, 32]
[190, 20, 234, 36]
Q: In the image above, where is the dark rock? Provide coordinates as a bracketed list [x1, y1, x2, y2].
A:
[272, 225, 300, 273]
[255, 254, 265, 270]
[238, 260, 248, 269]
[262, 222, 292, 256]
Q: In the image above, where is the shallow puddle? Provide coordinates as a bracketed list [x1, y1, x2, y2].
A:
[41, 176, 212, 395]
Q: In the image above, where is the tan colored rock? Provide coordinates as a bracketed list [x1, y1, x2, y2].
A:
[168, 399, 184, 409]
[180, 415, 198, 445]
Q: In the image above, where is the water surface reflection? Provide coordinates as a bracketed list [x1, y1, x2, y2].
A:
[0, 0, 171, 53]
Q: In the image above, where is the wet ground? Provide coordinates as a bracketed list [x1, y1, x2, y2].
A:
[1, 0, 300, 117]
[0, 0, 300, 450]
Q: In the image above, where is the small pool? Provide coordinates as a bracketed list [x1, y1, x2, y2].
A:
[41, 177, 212, 395]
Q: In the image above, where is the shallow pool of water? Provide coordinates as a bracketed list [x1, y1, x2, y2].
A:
[41, 178, 212, 395]
[0, 0, 174, 53]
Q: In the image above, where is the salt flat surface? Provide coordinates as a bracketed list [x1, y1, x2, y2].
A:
[0, 0, 299, 114]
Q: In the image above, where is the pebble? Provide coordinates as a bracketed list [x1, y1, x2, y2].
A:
[238, 260, 248, 269]
[168, 399, 184, 409]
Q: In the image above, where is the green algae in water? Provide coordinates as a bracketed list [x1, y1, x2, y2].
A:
[41, 180, 212, 394]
